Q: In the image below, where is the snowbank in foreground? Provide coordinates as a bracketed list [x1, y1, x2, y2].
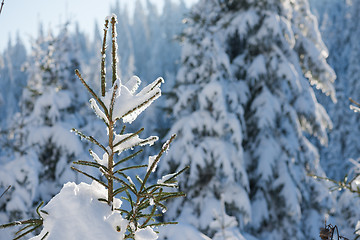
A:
[158, 223, 212, 240]
[30, 181, 128, 240]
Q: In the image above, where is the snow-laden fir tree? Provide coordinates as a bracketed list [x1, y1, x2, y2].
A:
[159, 0, 337, 239]
[159, 0, 252, 237]
[0, 23, 89, 230]
[18, 23, 88, 199]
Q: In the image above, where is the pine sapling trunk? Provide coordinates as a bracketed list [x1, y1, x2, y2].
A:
[107, 120, 114, 205]
[106, 15, 118, 205]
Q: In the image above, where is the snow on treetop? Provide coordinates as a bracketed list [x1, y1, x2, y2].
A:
[105, 13, 118, 22]
[147, 155, 157, 173]
[30, 181, 128, 240]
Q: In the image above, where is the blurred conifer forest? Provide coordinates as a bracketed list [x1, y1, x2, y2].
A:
[0, 0, 359, 239]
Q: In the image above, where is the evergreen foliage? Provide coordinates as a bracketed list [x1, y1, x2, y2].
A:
[160, 0, 337, 239]
[0, 24, 88, 234]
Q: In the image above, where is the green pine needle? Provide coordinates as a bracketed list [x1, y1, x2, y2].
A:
[73, 160, 108, 172]
[114, 186, 127, 196]
[71, 128, 108, 154]
[75, 69, 108, 116]
[114, 149, 143, 168]
[114, 165, 147, 174]
[71, 166, 108, 188]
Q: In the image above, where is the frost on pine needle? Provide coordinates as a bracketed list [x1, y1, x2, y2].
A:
[124, 76, 141, 94]
[147, 156, 157, 173]
[127, 176, 135, 186]
[90, 98, 109, 124]
[1, 14, 187, 240]
[157, 173, 178, 186]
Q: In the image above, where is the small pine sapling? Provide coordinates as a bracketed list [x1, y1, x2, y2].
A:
[0, 14, 187, 240]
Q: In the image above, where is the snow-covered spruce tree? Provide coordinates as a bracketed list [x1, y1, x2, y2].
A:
[159, 0, 252, 237]
[20, 23, 87, 196]
[1, 14, 186, 240]
[0, 23, 89, 230]
[159, 0, 336, 239]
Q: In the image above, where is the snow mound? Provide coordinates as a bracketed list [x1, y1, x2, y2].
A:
[134, 226, 158, 240]
[158, 223, 211, 240]
[30, 181, 128, 240]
